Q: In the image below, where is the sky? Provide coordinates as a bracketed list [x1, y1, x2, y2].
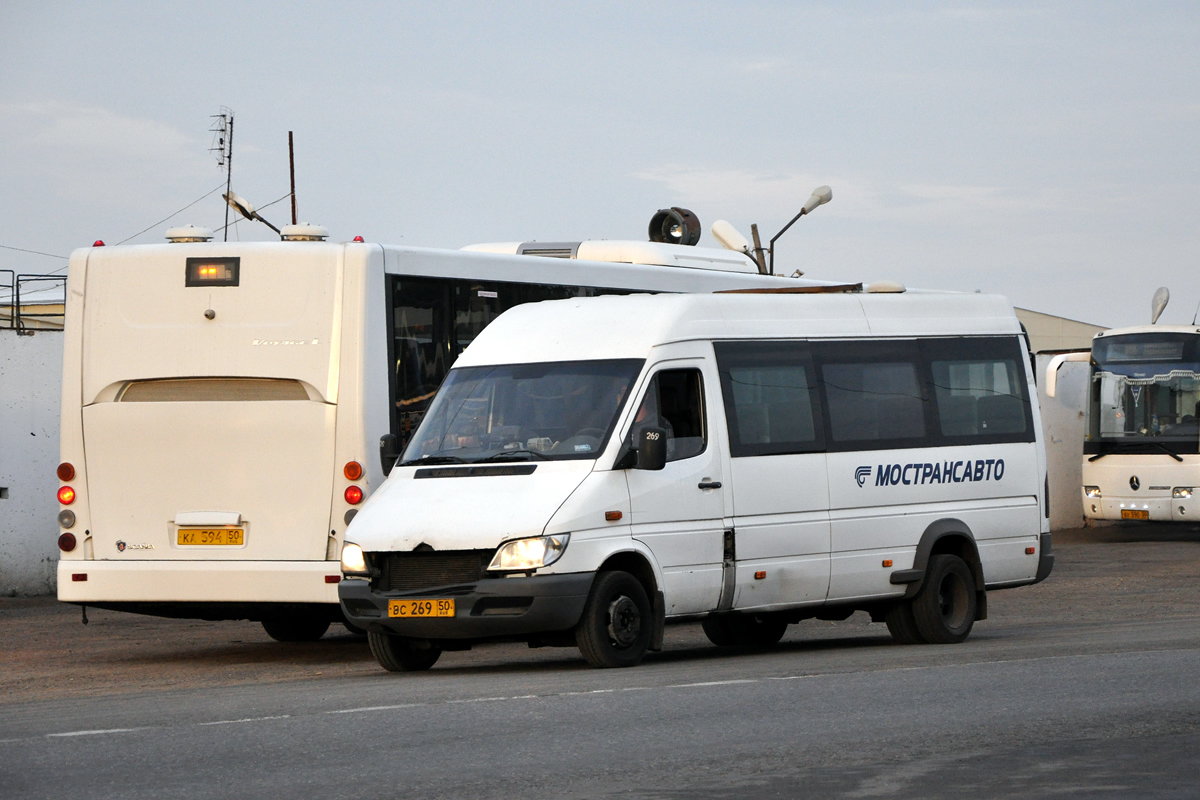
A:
[2, 1, 1198, 328]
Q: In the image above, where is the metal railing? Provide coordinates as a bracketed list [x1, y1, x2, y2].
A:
[1, 270, 67, 333]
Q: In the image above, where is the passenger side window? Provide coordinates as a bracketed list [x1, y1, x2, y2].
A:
[813, 341, 927, 450]
[631, 369, 706, 461]
[714, 341, 823, 457]
[923, 337, 1033, 442]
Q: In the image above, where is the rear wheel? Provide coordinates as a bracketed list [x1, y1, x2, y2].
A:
[261, 616, 330, 642]
[911, 554, 977, 644]
[701, 614, 788, 648]
[367, 631, 442, 672]
[575, 571, 652, 668]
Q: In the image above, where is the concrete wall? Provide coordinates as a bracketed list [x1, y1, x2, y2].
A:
[1036, 354, 1091, 530]
[0, 329, 62, 595]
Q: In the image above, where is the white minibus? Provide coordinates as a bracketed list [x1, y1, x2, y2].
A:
[340, 290, 1054, 670]
[54, 226, 808, 640]
[1046, 323, 1200, 522]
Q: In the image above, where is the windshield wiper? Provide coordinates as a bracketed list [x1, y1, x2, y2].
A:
[397, 454, 468, 467]
[1089, 441, 1184, 463]
[475, 449, 550, 462]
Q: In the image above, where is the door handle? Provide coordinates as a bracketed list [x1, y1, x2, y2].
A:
[698, 480, 722, 490]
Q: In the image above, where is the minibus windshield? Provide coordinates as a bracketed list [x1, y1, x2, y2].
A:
[1086, 333, 1200, 455]
[400, 359, 644, 464]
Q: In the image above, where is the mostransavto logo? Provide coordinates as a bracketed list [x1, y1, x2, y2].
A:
[859, 458, 1006, 487]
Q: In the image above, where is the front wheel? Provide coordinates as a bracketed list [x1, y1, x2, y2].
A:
[911, 554, 977, 644]
[575, 571, 652, 668]
[367, 631, 442, 672]
[261, 616, 330, 642]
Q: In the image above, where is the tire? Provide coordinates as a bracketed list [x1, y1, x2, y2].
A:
[261, 616, 331, 642]
[883, 602, 925, 645]
[575, 571, 652, 668]
[911, 554, 977, 644]
[702, 614, 788, 648]
[367, 631, 442, 672]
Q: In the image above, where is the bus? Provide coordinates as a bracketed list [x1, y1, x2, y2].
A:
[1046, 323, 1200, 522]
[54, 223, 813, 641]
[340, 290, 1053, 670]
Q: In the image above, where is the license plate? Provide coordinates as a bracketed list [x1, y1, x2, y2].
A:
[388, 599, 455, 618]
[177, 528, 244, 545]
[1121, 509, 1149, 520]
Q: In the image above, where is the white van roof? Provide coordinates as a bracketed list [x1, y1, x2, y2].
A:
[455, 291, 1022, 367]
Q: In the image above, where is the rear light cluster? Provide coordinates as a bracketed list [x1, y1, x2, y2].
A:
[344, 461, 364, 505]
[58, 463, 79, 549]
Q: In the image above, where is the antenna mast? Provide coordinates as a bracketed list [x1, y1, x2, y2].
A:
[209, 108, 234, 241]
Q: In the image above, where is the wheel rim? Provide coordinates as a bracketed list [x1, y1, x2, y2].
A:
[607, 594, 641, 647]
[938, 572, 970, 629]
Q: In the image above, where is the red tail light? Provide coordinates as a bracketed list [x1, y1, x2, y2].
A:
[343, 461, 363, 481]
[344, 486, 363, 505]
[57, 462, 75, 481]
[58, 533, 77, 552]
[58, 486, 76, 505]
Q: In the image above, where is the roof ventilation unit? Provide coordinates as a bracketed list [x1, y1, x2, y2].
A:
[165, 225, 214, 243]
[280, 223, 329, 242]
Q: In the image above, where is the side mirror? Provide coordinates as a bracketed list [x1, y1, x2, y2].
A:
[636, 427, 667, 471]
[380, 434, 400, 476]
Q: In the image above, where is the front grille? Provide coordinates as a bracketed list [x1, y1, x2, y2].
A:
[376, 550, 493, 592]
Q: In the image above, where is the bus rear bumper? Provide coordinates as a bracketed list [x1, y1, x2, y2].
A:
[57, 560, 343, 604]
[338, 572, 594, 640]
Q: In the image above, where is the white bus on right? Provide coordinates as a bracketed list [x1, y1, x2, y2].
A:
[1047, 323, 1200, 523]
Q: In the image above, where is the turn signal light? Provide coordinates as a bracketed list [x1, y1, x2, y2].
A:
[344, 486, 363, 505]
[882, 559, 893, 568]
[58, 486, 76, 505]
[57, 462, 75, 481]
[1025, 547, 1036, 555]
[754, 571, 766, 580]
[58, 533, 77, 552]
[344, 461, 363, 481]
[604, 511, 623, 521]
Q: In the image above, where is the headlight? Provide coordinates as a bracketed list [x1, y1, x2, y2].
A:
[341, 542, 368, 576]
[488, 534, 570, 572]
[1173, 487, 1194, 499]
[1083, 486, 1102, 498]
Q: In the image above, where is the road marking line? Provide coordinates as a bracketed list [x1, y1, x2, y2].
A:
[667, 679, 758, 688]
[47, 728, 146, 738]
[198, 715, 291, 726]
[325, 703, 426, 715]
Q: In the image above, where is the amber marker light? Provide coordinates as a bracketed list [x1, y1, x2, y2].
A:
[882, 559, 893, 568]
[58, 486, 76, 505]
[58, 533, 77, 552]
[344, 461, 364, 481]
[754, 571, 766, 580]
[604, 511, 622, 521]
[1026, 547, 1036, 555]
[57, 462, 75, 481]
[344, 486, 363, 505]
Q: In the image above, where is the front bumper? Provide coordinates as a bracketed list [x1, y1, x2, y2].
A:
[1082, 494, 1196, 522]
[339, 572, 594, 640]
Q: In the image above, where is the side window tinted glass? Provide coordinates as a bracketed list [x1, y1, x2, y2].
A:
[715, 341, 823, 457]
[923, 337, 1033, 442]
[813, 341, 927, 449]
[632, 369, 706, 461]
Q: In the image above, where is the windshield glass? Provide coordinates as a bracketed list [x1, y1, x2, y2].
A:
[1086, 333, 1200, 454]
[400, 359, 644, 464]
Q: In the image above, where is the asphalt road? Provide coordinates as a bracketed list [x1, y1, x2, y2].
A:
[2, 525, 1199, 799]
